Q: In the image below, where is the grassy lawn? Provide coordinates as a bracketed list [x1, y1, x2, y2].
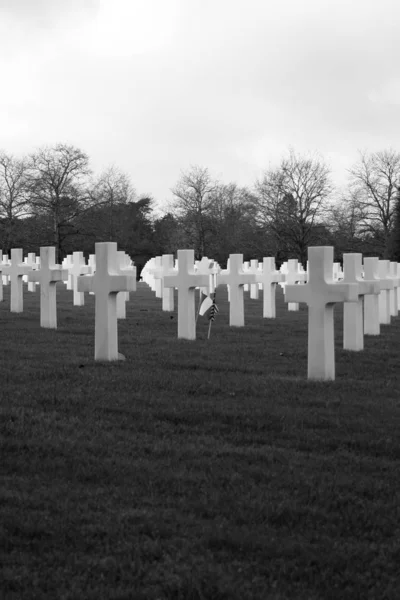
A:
[1, 282, 400, 599]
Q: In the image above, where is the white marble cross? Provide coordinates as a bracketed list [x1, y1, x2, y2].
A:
[160, 254, 176, 311]
[342, 253, 380, 351]
[70, 252, 90, 306]
[284, 246, 358, 380]
[28, 246, 68, 328]
[2, 248, 32, 312]
[1, 254, 10, 286]
[255, 257, 284, 318]
[163, 249, 210, 339]
[25, 253, 38, 292]
[77, 242, 136, 361]
[285, 259, 307, 311]
[116, 251, 136, 319]
[377, 260, 393, 325]
[248, 260, 260, 299]
[217, 254, 256, 327]
[62, 255, 74, 290]
[363, 257, 381, 335]
[388, 262, 400, 317]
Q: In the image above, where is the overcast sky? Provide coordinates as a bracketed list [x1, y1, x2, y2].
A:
[0, 0, 399, 212]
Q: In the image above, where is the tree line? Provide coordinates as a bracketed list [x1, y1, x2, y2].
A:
[1, 143, 400, 274]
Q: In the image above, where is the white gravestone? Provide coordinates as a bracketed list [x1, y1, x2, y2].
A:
[249, 260, 260, 299]
[163, 249, 210, 340]
[28, 246, 68, 328]
[151, 256, 163, 298]
[342, 254, 380, 351]
[217, 254, 256, 327]
[62, 255, 74, 290]
[388, 262, 400, 318]
[160, 254, 176, 311]
[2, 254, 10, 286]
[25, 253, 38, 292]
[396, 263, 400, 311]
[77, 242, 136, 361]
[377, 260, 393, 325]
[255, 257, 284, 318]
[284, 246, 358, 380]
[70, 252, 90, 306]
[243, 261, 250, 292]
[2, 248, 32, 312]
[363, 257, 381, 336]
[285, 259, 307, 311]
[116, 251, 136, 319]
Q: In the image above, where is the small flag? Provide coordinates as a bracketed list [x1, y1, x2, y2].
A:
[208, 293, 219, 322]
[199, 295, 213, 316]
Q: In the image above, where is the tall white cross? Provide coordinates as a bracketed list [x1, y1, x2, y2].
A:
[284, 246, 358, 380]
[377, 260, 393, 325]
[342, 253, 380, 351]
[2, 249, 32, 312]
[116, 251, 136, 319]
[163, 249, 210, 339]
[217, 254, 256, 327]
[363, 257, 381, 336]
[285, 259, 307, 311]
[255, 257, 284, 318]
[77, 242, 136, 361]
[70, 252, 90, 306]
[388, 262, 400, 317]
[28, 246, 68, 328]
[248, 259, 260, 299]
[25, 253, 38, 292]
[160, 254, 176, 311]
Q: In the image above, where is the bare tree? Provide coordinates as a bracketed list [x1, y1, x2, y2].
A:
[253, 148, 333, 265]
[27, 144, 94, 261]
[170, 165, 219, 259]
[347, 149, 400, 257]
[0, 152, 30, 253]
[91, 165, 137, 242]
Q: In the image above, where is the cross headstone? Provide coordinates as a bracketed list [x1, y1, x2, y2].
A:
[285, 259, 306, 311]
[2, 248, 32, 312]
[116, 251, 136, 319]
[2, 254, 10, 286]
[363, 257, 381, 335]
[24, 253, 39, 292]
[28, 246, 68, 328]
[388, 262, 400, 317]
[160, 254, 176, 311]
[342, 253, 380, 351]
[77, 242, 136, 360]
[217, 254, 256, 327]
[284, 246, 358, 380]
[70, 252, 90, 306]
[377, 260, 393, 325]
[163, 249, 210, 339]
[249, 259, 260, 299]
[255, 257, 284, 318]
[62, 255, 74, 290]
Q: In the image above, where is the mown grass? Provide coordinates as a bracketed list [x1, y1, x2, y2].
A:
[1, 282, 400, 599]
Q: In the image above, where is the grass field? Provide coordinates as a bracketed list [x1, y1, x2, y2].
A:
[1, 281, 400, 599]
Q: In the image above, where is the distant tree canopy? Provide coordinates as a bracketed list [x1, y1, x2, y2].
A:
[1, 143, 399, 269]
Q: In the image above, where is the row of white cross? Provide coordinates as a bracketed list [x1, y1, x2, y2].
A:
[0, 244, 399, 380]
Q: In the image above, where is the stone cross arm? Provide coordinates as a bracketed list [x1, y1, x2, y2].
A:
[77, 273, 136, 294]
[285, 281, 359, 307]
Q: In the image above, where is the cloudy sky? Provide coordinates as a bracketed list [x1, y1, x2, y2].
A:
[0, 0, 399, 212]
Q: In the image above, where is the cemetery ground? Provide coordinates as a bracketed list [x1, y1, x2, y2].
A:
[1, 283, 400, 600]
